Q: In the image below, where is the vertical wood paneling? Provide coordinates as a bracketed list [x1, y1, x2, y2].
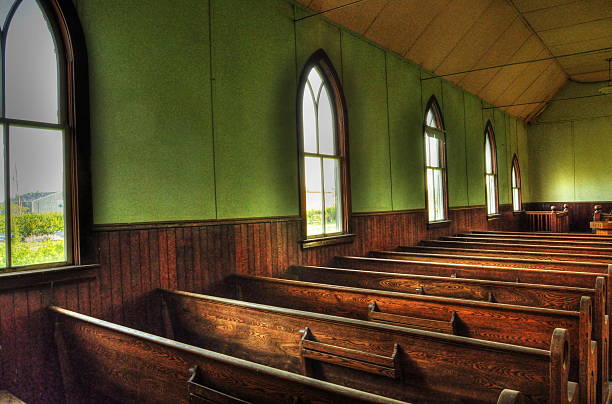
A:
[0, 205, 519, 403]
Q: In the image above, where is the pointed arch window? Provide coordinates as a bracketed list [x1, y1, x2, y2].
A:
[298, 51, 351, 245]
[484, 122, 499, 215]
[511, 155, 522, 212]
[0, 0, 88, 271]
[424, 97, 448, 223]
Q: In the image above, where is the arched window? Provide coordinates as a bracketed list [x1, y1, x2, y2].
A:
[511, 155, 522, 212]
[484, 122, 498, 215]
[423, 97, 448, 222]
[298, 50, 350, 242]
[1, 0, 87, 270]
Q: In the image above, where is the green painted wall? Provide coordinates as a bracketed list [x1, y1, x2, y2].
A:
[76, 0, 530, 224]
[211, 0, 298, 219]
[76, 0, 216, 223]
[529, 82, 612, 202]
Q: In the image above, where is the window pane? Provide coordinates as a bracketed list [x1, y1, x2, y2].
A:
[0, 0, 16, 31]
[307, 67, 323, 98]
[426, 168, 435, 221]
[485, 136, 493, 173]
[6, 0, 60, 123]
[318, 85, 336, 155]
[486, 174, 497, 214]
[302, 83, 317, 153]
[304, 156, 323, 237]
[433, 169, 444, 221]
[425, 133, 440, 167]
[323, 158, 341, 234]
[9, 126, 65, 267]
[426, 108, 436, 128]
[511, 166, 517, 187]
[513, 188, 520, 211]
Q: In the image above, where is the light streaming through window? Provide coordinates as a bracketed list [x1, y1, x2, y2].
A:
[1, 0, 66, 268]
[485, 125, 498, 215]
[511, 157, 522, 212]
[302, 67, 342, 237]
[424, 101, 447, 222]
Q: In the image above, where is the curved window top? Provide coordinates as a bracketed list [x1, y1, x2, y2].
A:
[425, 98, 444, 130]
[5, 0, 60, 124]
[303, 66, 336, 156]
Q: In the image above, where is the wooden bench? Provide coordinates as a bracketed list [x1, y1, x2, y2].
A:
[161, 289, 578, 404]
[398, 244, 612, 264]
[283, 264, 608, 404]
[442, 235, 612, 249]
[220, 274, 598, 404]
[421, 239, 612, 257]
[466, 231, 612, 242]
[335, 255, 612, 396]
[50, 306, 412, 404]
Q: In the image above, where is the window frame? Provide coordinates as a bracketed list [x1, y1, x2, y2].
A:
[511, 154, 523, 212]
[423, 96, 449, 225]
[484, 121, 499, 216]
[0, 0, 91, 273]
[297, 50, 352, 248]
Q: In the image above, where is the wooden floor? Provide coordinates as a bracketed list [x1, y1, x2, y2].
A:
[0, 391, 25, 404]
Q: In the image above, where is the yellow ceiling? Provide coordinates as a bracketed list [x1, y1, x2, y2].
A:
[296, 0, 612, 121]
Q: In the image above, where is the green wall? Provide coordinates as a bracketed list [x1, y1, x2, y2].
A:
[75, 0, 530, 224]
[529, 82, 612, 202]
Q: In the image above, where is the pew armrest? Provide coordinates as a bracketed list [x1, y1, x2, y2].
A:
[368, 302, 456, 335]
[299, 327, 400, 379]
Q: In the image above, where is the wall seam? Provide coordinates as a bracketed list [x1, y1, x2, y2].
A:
[208, 0, 219, 219]
[463, 91, 470, 206]
[384, 52, 394, 211]
[572, 120, 576, 201]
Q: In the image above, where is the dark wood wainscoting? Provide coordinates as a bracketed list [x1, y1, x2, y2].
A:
[0, 205, 511, 403]
[525, 201, 612, 231]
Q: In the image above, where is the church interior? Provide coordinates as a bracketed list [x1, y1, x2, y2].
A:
[0, 0, 611, 403]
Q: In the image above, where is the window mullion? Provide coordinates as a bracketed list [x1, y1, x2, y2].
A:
[319, 157, 325, 236]
[4, 124, 10, 267]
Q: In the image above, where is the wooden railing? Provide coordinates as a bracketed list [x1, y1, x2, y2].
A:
[524, 204, 570, 233]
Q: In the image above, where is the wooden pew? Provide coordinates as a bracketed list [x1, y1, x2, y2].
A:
[161, 289, 578, 404]
[284, 264, 604, 314]
[472, 230, 612, 241]
[219, 274, 596, 404]
[442, 235, 612, 249]
[420, 239, 612, 257]
[335, 255, 611, 401]
[284, 264, 608, 404]
[398, 244, 612, 264]
[466, 231, 612, 242]
[50, 306, 412, 404]
[384, 248, 612, 271]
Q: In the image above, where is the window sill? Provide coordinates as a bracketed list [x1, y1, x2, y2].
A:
[0, 264, 98, 291]
[300, 233, 356, 249]
[427, 219, 452, 229]
[487, 214, 502, 221]
[513, 210, 525, 216]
